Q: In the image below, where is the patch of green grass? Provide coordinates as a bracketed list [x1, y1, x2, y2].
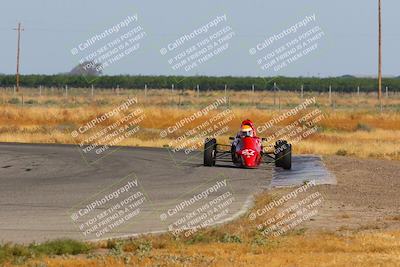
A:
[0, 243, 31, 264]
[30, 239, 92, 256]
[0, 239, 92, 264]
[220, 234, 242, 243]
[355, 123, 372, 132]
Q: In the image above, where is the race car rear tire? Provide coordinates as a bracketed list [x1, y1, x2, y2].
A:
[274, 140, 284, 167]
[204, 138, 217, 166]
[275, 140, 291, 170]
[281, 143, 292, 170]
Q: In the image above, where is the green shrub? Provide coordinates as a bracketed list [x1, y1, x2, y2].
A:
[8, 98, 20, 104]
[29, 239, 92, 256]
[44, 99, 58, 105]
[0, 243, 32, 264]
[108, 241, 123, 256]
[25, 99, 38, 105]
[251, 235, 267, 246]
[96, 99, 109, 105]
[221, 234, 242, 243]
[136, 241, 152, 255]
[186, 233, 212, 244]
[355, 123, 372, 132]
[336, 149, 348, 156]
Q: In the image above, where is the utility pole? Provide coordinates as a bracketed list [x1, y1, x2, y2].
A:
[13, 22, 24, 93]
[378, 0, 382, 101]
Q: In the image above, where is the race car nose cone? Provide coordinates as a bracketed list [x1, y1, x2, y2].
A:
[241, 152, 258, 168]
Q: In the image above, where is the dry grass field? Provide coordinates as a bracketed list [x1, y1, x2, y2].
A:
[0, 87, 399, 160]
[7, 232, 400, 267]
[1, 88, 399, 266]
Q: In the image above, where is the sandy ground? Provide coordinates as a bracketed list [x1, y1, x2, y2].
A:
[270, 155, 400, 233]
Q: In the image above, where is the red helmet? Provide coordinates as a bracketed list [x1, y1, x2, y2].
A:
[241, 119, 256, 136]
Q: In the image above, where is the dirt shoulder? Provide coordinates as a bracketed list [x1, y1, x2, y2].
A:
[299, 155, 400, 232]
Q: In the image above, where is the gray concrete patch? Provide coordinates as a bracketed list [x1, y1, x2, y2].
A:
[270, 155, 337, 188]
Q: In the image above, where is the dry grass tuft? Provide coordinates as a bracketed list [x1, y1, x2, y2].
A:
[0, 88, 399, 160]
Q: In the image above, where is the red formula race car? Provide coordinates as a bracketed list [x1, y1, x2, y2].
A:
[203, 119, 292, 170]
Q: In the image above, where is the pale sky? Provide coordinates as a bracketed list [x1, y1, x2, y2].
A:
[0, 0, 398, 77]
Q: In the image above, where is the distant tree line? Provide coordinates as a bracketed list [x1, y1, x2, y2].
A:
[0, 74, 399, 92]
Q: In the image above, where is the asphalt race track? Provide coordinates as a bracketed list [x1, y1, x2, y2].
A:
[0, 143, 335, 243]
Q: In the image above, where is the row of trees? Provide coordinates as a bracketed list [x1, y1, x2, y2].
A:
[0, 74, 399, 92]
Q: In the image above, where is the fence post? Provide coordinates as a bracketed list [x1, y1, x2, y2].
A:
[301, 84, 304, 99]
[171, 84, 174, 93]
[279, 92, 281, 111]
[178, 87, 183, 106]
[39, 85, 42, 97]
[224, 84, 229, 107]
[224, 84, 227, 99]
[65, 85, 68, 97]
[144, 84, 147, 98]
[329, 85, 332, 106]
[252, 84, 255, 105]
[273, 82, 277, 107]
[386, 86, 388, 98]
[13, 85, 16, 96]
[91, 84, 94, 97]
[196, 84, 199, 98]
